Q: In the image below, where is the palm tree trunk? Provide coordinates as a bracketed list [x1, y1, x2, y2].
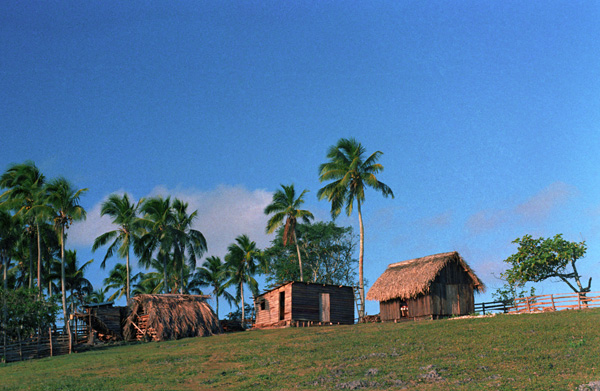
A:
[59, 226, 72, 354]
[215, 293, 219, 320]
[126, 248, 130, 302]
[240, 281, 245, 327]
[28, 238, 34, 289]
[37, 223, 42, 296]
[293, 230, 303, 282]
[357, 200, 365, 320]
[180, 254, 184, 294]
[2, 251, 7, 358]
[163, 253, 168, 294]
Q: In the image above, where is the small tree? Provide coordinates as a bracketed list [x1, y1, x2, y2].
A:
[502, 234, 591, 296]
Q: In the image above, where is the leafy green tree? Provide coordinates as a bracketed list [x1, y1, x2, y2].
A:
[225, 235, 262, 325]
[45, 177, 87, 354]
[502, 234, 591, 295]
[190, 255, 235, 319]
[263, 221, 358, 287]
[264, 184, 314, 282]
[172, 199, 207, 294]
[0, 287, 58, 344]
[318, 138, 394, 318]
[103, 263, 141, 302]
[137, 196, 176, 294]
[92, 193, 144, 301]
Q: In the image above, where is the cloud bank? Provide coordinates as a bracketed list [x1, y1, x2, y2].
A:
[70, 184, 273, 266]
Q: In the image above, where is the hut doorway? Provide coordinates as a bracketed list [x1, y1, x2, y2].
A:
[279, 292, 285, 321]
[319, 293, 330, 322]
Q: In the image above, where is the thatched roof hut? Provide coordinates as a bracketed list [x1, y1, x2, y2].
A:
[367, 252, 485, 320]
[123, 294, 220, 341]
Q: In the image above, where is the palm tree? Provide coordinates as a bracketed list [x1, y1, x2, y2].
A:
[92, 194, 143, 302]
[264, 184, 314, 282]
[132, 271, 163, 295]
[86, 288, 108, 304]
[63, 249, 93, 312]
[225, 235, 261, 326]
[172, 199, 207, 294]
[103, 263, 141, 302]
[45, 177, 87, 354]
[0, 161, 47, 292]
[136, 196, 176, 294]
[190, 255, 234, 319]
[318, 138, 394, 319]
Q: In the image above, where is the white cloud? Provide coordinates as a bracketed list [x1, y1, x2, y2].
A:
[514, 181, 574, 222]
[465, 181, 576, 235]
[70, 185, 273, 266]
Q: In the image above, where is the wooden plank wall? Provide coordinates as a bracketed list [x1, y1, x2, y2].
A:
[291, 283, 354, 324]
[254, 283, 354, 327]
[254, 283, 293, 327]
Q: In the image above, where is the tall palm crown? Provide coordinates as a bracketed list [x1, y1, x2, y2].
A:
[136, 196, 176, 294]
[190, 255, 234, 319]
[0, 161, 47, 291]
[103, 263, 141, 302]
[92, 193, 143, 301]
[45, 177, 87, 354]
[172, 199, 207, 294]
[317, 138, 394, 319]
[225, 234, 261, 325]
[264, 184, 314, 282]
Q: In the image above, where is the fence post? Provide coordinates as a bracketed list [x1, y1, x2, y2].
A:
[526, 297, 531, 312]
[578, 293, 581, 310]
[482, 303, 485, 314]
[551, 294, 555, 311]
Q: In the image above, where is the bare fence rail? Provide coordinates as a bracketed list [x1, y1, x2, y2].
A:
[474, 300, 512, 313]
[510, 292, 600, 314]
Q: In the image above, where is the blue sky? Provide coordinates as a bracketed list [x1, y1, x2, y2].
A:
[2, 2, 599, 316]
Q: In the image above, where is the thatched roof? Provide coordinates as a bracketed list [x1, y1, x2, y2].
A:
[367, 251, 485, 302]
[123, 294, 220, 341]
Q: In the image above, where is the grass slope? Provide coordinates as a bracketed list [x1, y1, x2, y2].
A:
[1, 309, 599, 390]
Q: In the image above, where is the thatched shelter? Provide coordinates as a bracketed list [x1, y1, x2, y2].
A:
[123, 294, 220, 341]
[367, 252, 485, 320]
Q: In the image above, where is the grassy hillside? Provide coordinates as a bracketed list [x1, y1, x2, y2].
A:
[1, 309, 599, 390]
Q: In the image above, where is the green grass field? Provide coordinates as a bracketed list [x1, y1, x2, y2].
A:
[1, 309, 599, 390]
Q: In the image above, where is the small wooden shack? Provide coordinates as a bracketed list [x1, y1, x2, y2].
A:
[123, 294, 220, 341]
[367, 252, 485, 321]
[78, 301, 127, 342]
[253, 281, 354, 328]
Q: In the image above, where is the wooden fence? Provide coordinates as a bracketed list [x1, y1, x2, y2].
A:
[510, 292, 600, 313]
[1, 334, 70, 363]
[474, 300, 512, 313]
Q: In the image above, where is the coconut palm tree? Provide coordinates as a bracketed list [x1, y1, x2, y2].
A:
[45, 177, 87, 354]
[136, 196, 176, 294]
[92, 193, 143, 301]
[86, 288, 108, 304]
[63, 249, 93, 312]
[264, 184, 314, 282]
[225, 235, 261, 326]
[172, 199, 207, 294]
[190, 255, 234, 319]
[318, 138, 394, 319]
[0, 161, 47, 292]
[103, 263, 141, 302]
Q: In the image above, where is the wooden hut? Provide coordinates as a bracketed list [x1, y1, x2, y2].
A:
[253, 281, 354, 328]
[78, 301, 127, 342]
[367, 252, 485, 321]
[123, 294, 220, 341]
